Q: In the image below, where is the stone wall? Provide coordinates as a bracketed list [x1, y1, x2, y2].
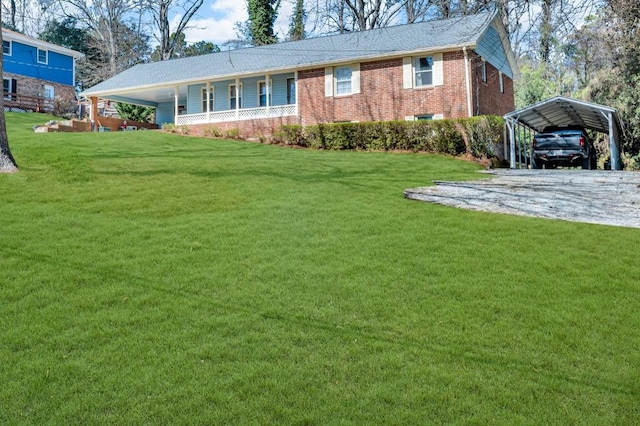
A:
[4, 72, 76, 102]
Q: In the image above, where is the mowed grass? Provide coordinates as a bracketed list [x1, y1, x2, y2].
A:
[0, 113, 638, 424]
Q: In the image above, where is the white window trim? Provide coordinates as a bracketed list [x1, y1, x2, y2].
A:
[44, 85, 54, 99]
[325, 64, 360, 97]
[37, 48, 48, 64]
[3, 78, 12, 100]
[481, 59, 487, 83]
[3, 40, 11, 56]
[334, 66, 353, 96]
[286, 77, 296, 105]
[201, 87, 214, 112]
[403, 53, 443, 89]
[414, 57, 434, 87]
[258, 79, 273, 107]
[229, 83, 243, 109]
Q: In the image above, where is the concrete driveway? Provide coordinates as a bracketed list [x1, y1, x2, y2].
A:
[404, 169, 640, 228]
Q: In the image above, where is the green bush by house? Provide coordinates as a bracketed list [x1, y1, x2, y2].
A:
[274, 116, 504, 158]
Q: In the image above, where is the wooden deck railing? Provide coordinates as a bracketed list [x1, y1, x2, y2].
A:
[3, 92, 55, 113]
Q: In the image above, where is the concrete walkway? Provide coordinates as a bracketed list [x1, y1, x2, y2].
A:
[404, 169, 640, 228]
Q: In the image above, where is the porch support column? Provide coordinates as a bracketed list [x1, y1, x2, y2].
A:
[235, 77, 240, 121]
[206, 81, 211, 122]
[295, 71, 299, 119]
[174, 85, 179, 125]
[265, 74, 271, 117]
[90, 96, 98, 131]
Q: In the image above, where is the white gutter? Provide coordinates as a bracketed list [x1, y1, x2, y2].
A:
[463, 46, 473, 117]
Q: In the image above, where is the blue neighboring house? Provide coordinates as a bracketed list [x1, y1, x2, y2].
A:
[2, 27, 83, 112]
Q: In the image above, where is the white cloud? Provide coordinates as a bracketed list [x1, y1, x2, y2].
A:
[180, 0, 294, 45]
[177, 1, 246, 44]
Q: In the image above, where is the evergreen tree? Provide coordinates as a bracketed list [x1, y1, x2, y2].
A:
[288, 0, 305, 41]
[115, 103, 154, 123]
[247, 0, 281, 46]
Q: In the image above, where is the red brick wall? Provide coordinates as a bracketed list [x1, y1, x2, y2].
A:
[468, 53, 515, 117]
[297, 52, 474, 124]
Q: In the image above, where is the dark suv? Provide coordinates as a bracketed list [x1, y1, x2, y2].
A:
[532, 125, 597, 169]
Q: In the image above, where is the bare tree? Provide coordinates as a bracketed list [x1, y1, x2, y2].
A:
[0, 9, 19, 173]
[144, 0, 204, 61]
[404, 0, 434, 23]
[343, 0, 406, 30]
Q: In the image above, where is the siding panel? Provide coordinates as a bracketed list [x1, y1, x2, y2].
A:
[3, 42, 75, 85]
[475, 25, 513, 78]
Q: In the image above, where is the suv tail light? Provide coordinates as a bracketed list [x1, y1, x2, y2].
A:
[580, 136, 585, 148]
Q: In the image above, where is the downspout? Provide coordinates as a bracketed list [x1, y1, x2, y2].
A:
[463, 46, 473, 117]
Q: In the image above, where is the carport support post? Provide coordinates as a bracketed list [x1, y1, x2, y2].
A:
[608, 111, 622, 170]
[507, 119, 516, 169]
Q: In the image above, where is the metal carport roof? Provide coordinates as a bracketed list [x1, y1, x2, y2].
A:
[504, 96, 623, 170]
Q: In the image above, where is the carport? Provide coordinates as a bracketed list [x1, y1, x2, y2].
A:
[503, 96, 623, 170]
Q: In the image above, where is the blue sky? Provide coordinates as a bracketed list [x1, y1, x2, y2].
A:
[177, 0, 294, 45]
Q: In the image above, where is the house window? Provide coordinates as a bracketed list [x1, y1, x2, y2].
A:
[481, 59, 487, 83]
[416, 114, 434, 120]
[258, 80, 272, 107]
[499, 72, 504, 93]
[201, 87, 213, 112]
[287, 77, 296, 104]
[229, 83, 242, 109]
[37, 49, 48, 64]
[335, 66, 352, 95]
[3, 41, 11, 55]
[44, 85, 54, 99]
[414, 56, 434, 87]
[3, 78, 12, 100]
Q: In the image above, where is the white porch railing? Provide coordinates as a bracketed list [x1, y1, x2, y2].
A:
[175, 104, 297, 126]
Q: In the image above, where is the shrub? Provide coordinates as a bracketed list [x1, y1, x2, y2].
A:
[224, 128, 241, 139]
[275, 116, 504, 159]
[273, 125, 305, 146]
[204, 126, 222, 137]
[162, 123, 177, 133]
[53, 97, 77, 119]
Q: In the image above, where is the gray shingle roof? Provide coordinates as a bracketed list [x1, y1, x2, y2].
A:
[83, 12, 494, 96]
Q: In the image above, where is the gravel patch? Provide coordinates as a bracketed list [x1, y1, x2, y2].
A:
[404, 169, 640, 228]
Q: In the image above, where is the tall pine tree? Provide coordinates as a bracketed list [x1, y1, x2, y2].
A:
[247, 0, 280, 46]
[288, 0, 305, 41]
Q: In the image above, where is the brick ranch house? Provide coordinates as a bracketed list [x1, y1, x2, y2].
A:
[81, 11, 517, 136]
[2, 28, 83, 112]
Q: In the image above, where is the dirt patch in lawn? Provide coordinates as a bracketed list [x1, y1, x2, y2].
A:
[404, 169, 640, 228]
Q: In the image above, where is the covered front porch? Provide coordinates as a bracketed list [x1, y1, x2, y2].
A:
[154, 71, 299, 128]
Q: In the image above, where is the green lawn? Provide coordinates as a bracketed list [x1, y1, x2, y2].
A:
[1, 113, 638, 424]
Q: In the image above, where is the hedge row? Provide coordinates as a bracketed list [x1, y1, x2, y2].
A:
[273, 116, 504, 158]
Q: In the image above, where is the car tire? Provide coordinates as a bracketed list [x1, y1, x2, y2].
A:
[582, 157, 589, 170]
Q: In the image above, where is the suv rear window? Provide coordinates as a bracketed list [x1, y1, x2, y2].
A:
[534, 131, 584, 149]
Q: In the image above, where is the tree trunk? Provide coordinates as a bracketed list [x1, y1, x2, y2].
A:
[0, 12, 19, 173]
